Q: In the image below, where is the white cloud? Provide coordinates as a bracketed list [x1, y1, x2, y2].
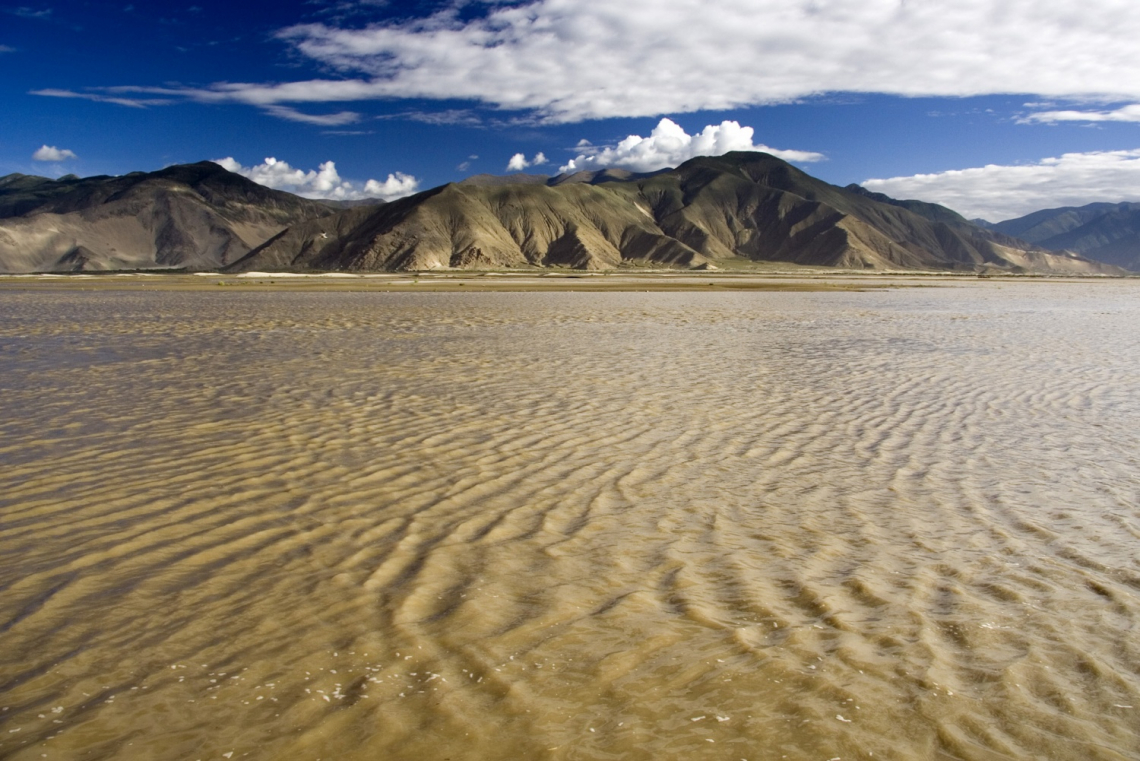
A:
[400, 109, 482, 126]
[30, 88, 169, 108]
[363, 174, 420, 199]
[559, 118, 823, 174]
[0, 45, 15, 53]
[505, 151, 547, 172]
[1021, 103, 1140, 124]
[212, 157, 419, 201]
[32, 145, 77, 162]
[862, 149, 1140, 221]
[148, 0, 1140, 123]
[261, 105, 361, 125]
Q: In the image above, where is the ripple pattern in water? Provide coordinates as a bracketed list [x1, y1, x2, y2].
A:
[1, 282, 1139, 761]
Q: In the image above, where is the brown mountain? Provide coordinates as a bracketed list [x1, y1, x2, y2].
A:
[0, 162, 333, 272]
[0, 154, 1122, 275]
[229, 152, 1118, 274]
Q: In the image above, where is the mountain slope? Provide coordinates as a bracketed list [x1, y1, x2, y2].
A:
[0, 162, 333, 272]
[230, 181, 699, 272]
[230, 152, 1118, 275]
[989, 203, 1140, 271]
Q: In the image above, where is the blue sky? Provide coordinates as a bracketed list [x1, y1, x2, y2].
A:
[4, 0, 1140, 221]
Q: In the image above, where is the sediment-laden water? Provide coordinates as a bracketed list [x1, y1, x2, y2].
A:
[1, 281, 1138, 760]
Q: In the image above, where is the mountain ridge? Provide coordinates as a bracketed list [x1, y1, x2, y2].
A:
[227, 152, 1118, 275]
[0, 161, 336, 272]
[0, 155, 1124, 275]
[987, 202, 1140, 271]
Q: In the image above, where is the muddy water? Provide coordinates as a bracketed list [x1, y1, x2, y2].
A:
[1, 282, 1138, 761]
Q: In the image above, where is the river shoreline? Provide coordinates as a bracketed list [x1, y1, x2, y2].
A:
[0, 269, 1134, 293]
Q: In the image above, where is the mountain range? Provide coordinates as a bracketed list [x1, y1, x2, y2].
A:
[0, 153, 1127, 275]
[976, 203, 1140, 272]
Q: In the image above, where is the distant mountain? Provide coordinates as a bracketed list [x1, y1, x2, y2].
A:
[229, 152, 1118, 274]
[988, 203, 1140, 271]
[0, 162, 333, 272]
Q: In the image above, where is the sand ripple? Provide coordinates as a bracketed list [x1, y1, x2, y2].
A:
[1, 282, 1139, 760]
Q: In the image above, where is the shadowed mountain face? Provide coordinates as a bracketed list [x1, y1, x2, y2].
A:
[230, 153, 1117, 274]
[0, 162, 334, 272]
[0, 154, 1122, 274]
[987, 203, 1140, 271]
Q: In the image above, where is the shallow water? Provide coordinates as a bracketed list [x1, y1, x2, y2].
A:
[1, 282, 1139, 761]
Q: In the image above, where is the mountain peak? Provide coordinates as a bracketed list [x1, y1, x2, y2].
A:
[0, 161, 335, 272]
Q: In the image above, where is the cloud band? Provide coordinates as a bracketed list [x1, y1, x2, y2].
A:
[863, 149, 1140, 221]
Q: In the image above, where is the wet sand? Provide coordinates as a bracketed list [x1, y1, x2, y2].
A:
[1, 278, 1138, 760]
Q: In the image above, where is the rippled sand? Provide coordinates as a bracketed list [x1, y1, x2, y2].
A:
[1, 281, 1139, 760]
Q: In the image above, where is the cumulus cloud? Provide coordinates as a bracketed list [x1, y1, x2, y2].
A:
[559, 118, 823, 174]
[862, 149, 1140, 221]
[362, 174, 420, 199]
[1021, 103, 1140, 124]
[212, 156, 419, 201]
[506, 152, 547, 172]
[32, 145, 77, 162]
